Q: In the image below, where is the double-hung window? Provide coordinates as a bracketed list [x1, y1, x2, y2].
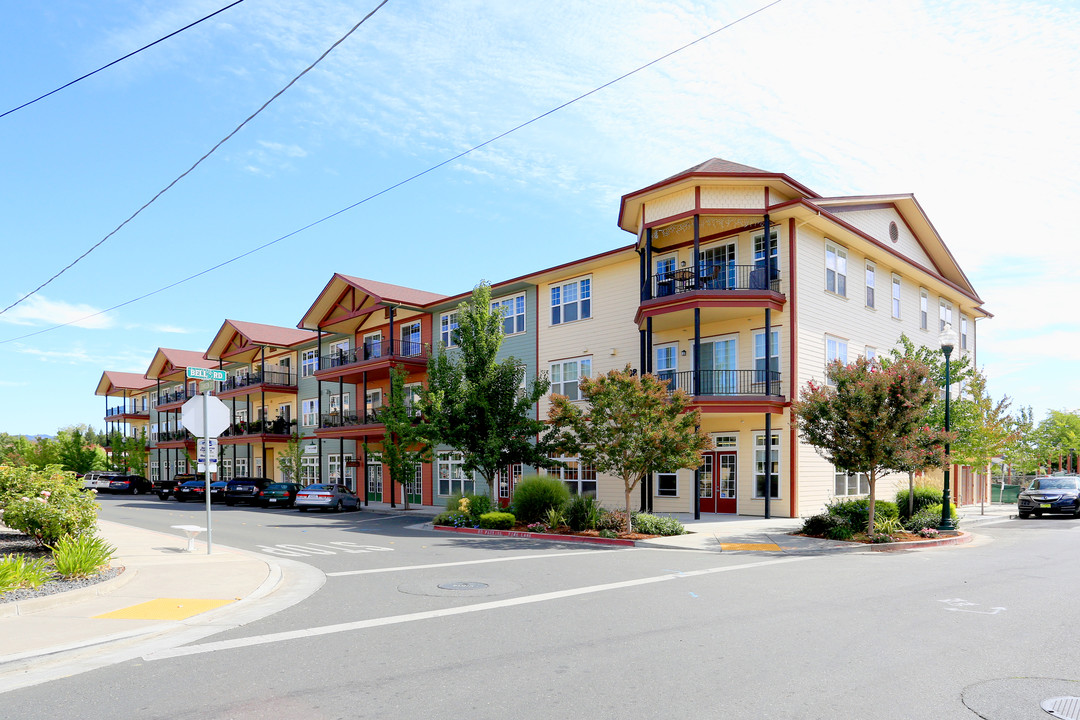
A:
[825, 335, 848, 385]
[834, 467, 869, 496]
[939, 299, 953, 332]
[754, 432, 780, 499]
[548, 456, 597, 498]
[865, 263, 876, 308]
[961, 316, 969, 350]
[551, 277, 591, 325]
[301, 399, 319, 427]
[437, 451, 473, 496]
[550, 357, 591, 401]
[920, 289, 929, 330]
[492, 294, 526, 335]
[825, 243, 847, 297]
[301, 349, 318, 377]
[300, 456, 318, 485]
[753, 330, 779, 388]
[440, 312, 459, 348]
[891, 276, 902, 318]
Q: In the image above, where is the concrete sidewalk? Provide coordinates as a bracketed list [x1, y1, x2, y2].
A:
[0, 520, 324, 693]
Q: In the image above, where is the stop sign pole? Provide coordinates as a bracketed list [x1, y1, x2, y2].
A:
[183, 367, 228, 554]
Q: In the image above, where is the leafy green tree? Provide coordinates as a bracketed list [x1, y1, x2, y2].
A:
[277, 433, 306, 483]
[793, 357, 948, 534]
[1002, 406, 1038, 476]
[422, 281, 558, 501]
[364, 365, 431, 510]
[54, 427, 105, 474]
[547, 366, 711, 534]
[13, 435, 59, 469]
[1035, 409, 1080, 473]
[949, 370, 1016, 498]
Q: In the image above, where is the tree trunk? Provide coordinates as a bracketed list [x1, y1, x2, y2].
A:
[624, 483, 633, 535]
[867, 471, 877, 536]
[908, 471, 914, 517]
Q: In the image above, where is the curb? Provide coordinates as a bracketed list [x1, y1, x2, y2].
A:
[433, 525, 637, 547]
[866, 531, 973, 551]
[0, 565, 136, 619]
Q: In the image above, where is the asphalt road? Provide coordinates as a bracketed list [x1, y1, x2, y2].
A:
[4, 496, 1080, 720]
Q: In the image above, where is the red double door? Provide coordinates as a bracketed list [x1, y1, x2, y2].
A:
[699, 451, 737, 514]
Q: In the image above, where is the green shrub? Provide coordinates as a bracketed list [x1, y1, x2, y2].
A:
[598, 529, 618, 539]
[826, 522, 854, 541]
[826, 498, 898, 531]
[1, 465, 75, 509]
[2, 479, 99, 546]
[896, 487, 943, 519]
[465, 494, 493, 520]
[633, 513, 686, 536]
[598, 508, 631, 533]
[433, 510, 473, 528]
[478, 512, 515, 530]
[801, 513, 848, 537]
[511, 476, 571, 524]
[564, 495, 603, 531]
[545, 506, 566, 530]
[50, 533, 116, 578]
[874, 515, 904, 535]
[0, 554, 54, 592]
[912, 503, 958, 529]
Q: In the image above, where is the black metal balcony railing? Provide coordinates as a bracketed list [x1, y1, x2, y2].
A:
[649, 263, 781, 299]
[657, 369, 781, 397]
[318, 405, 421, 429]
[156, 388, 188, 406]
[106, 405, 148, 416]
[320, 339, 428, 371]
[219, 368, 296, 392]
[220, 418, 295, 437]
[157, 429, 193, 442]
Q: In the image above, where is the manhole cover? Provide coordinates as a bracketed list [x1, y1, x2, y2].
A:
[437, 581, 489, 591]
[1042, 697, 1080, 718]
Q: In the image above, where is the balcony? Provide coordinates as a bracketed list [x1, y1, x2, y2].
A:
[156, 429, 194, 447]
[315, 406, 420, 437]
[104, 405, 150, 420]
[217, 368, 297, 399]
[315, 339, 430, 382]
[155, 388, 190, 409]
[219, 417, 295, 443]
[658, 369, 785, 413]
[638, 263, 785, 329]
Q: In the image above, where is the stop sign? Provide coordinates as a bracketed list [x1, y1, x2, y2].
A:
[181, 394, 231, 438]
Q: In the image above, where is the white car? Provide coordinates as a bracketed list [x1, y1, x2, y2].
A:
[81, 471, 122, 492]
[295, 484, 360, 512]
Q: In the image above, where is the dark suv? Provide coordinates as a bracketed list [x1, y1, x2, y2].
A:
[224, 477, 274, 506]
[155, 473, 198, 500]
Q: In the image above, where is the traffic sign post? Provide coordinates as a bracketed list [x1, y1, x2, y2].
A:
[183, 367, 229, 555]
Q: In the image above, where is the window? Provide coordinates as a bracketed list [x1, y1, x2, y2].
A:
[329, 339, 350, 367]
[498, 464, 522, 499]
[834, 468, 869, 496]
[865, 347, 877, 362]
[219, 458, 232, 482]
[656, 472, 678, 497]
[328, 392, 351, 413]
[939, 299, 953, 332]
[236, 457, 248, 478]
[492, 294, 526, 335]
[865, 263, 875, 308]
[655, 343, 677, 389]
[151, 461, 159, 484]
[403, 383, 422, 416]
[712, 434, 738, 449]
[301, 349, 318, 377]
[754, 230, 779, 279]
[825, 243, 847, 297]
[825, 336, 848, 384]
[150, 423, 159, 442]
[437, 451, 474, 496]
[440, 312, 459, 348]
[754, 432, 780, 499]
[551, 277, 591, 325]
[279, 404, 292, 423]
[363, 331, 382, 359]
[300, 456, 318, 485]
[365, 389, 382, 420]
[301, 399, 319, 427]
[891, 276, 902, 318]
[753, 330, 779, 386]
[254, 458, 263, 478]
[548, 456, 597, 498]
[961, 316, 969, 350]
[400, 321, 421, 356]
[550, 357, 591, 401]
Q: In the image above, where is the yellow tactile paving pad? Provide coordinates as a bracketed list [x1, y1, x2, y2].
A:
[720, 543, 782, 551]
[93, 598, 234, 620]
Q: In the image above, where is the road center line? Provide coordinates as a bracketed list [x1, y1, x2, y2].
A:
[144, 555, 808, 661]
[325, 549, 613, 576]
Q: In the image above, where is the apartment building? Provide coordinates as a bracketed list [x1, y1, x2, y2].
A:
[96, 157, 986, 517]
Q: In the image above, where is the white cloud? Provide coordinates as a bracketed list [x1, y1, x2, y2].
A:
[0, 295, 114, 330]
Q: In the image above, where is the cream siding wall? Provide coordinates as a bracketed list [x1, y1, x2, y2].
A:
[794, 223, 976, 516]
[700, 186, 763, 209]
[644, 189, 695, 223]
[829, 208, 934, 270]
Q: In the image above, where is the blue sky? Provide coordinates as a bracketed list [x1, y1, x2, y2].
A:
[1, 0, 1077, 436]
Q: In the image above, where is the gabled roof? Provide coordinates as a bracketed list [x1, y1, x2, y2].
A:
[205, 319, 317, 364]
[297, 275, 449, 334]
[95, 371, 154, 397]
[145, 348, 210, 382]
[618, 156, 820, 232]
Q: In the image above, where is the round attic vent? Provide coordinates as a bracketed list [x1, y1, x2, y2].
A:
[889, 221, 899, 243]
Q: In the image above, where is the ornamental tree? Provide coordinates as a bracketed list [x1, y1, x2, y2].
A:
[277, 433, 306, 484]
[422, 281, 559, 501]
[792, 356, 946, 535]
[364, 364, 431, 510]
[546, 365, 711, 534]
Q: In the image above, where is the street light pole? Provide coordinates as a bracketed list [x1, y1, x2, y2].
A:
[938, 326, 957, 533]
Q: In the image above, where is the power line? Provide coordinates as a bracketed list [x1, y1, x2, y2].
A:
[1, 0, 247, 120]
[0, 0, 784, 345]
[0, 0, 390, 318]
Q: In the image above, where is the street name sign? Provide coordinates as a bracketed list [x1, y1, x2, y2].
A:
[186, 367, 226, 382]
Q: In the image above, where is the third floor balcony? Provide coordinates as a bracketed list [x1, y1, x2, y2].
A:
[315, 339, 430, 383]
[637, 263, 785, 328]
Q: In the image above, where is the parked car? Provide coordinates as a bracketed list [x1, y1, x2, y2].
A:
[209, 480, 228, 502]
[175, 479, 208, 502]
[155, 473, 197, 500]
[81, 471, 123, 491]
[258, 482, 302, 508]
[295, 483, 360, 512]
[224, 477, 274, 506]
[1018, 475, 1080, 518]
[103, 474, 152, 495]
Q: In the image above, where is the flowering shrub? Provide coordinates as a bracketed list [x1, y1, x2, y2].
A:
[432, 511, 474, 528]
[0, 466, 98, 546]
[917, 527, 940, 539]
[526, 522, 547, 533]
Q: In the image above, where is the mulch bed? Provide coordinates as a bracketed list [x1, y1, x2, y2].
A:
[0, 527, 119, 604]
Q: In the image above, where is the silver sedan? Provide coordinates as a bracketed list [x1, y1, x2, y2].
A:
[295, 483, 361, 512]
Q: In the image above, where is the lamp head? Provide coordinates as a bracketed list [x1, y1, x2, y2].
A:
[939, 325, 958, 355]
